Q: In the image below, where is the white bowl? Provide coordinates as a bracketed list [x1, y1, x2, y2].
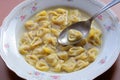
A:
[0, 0, 120, 80]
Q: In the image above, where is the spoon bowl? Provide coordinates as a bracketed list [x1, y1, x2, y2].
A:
[58, 19, 92, 45]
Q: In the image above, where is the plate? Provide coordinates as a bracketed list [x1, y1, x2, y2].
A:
[0, 0, 120, 80]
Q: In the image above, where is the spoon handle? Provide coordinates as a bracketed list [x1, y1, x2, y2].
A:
[91, 0, 120, 20]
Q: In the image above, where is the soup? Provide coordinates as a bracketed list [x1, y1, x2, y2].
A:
[19, 8, 102, 73]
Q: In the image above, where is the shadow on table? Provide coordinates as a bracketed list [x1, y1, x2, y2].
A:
[8, 68, 25, 80]
[94, 62, 117, 80]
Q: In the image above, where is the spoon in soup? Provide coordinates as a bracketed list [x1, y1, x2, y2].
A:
[58, 0, 120, 45]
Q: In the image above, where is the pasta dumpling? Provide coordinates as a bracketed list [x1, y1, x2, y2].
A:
[62, 58, 76, 72]
[68, 29, 83, 42]
[45, 54, 58, 67]
[25, 55, 38, 65]
[75, 60, 89, 71]
[60, 45, 72, 51]
[68, 47, 85, 56]
[68, 10, 81, 24]
[87, 47, 98, 62]
[30, 37, 42, 48]
[19, 45, 30, 54]
[25, 20, 38, 30]
[75, 38, 87, 47]
[53, 60, 64, 72]
[87, 27, 102, 46]
[75, 52, 88, 60]
[36, 59, 49, 71]
[35, 10, 48, 22]
[55, 8, 67, 14]
[43, 46, 55, 54]
[57, 51, 68, 60]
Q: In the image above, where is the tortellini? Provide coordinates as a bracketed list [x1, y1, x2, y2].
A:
[36, 59, 49, 71]
[75, 52, 88, 60]
[53, 60, 64, 72]
[68, 29, 83, 42]
[45, 54, 59, 67]
[68, 10, 81, 24]
[25, 20, 38, 30]
[19, 8, 102, 73]
[51, 8, 68, 26]
[87, 47, 98, 62]
[57, 51, 68, 60]
[62, 58, 76, 72]
[75, 60, 89, 71]
[19, 45, 30, 54]
[75, 38, 87, 47]
[35, 10, 48, 22]
[68, 47, 85, 56]
[87, 27, 102, 46]
[25, 54, 38, 65]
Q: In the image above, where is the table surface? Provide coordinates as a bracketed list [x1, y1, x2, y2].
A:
[0, 0, 120, 80]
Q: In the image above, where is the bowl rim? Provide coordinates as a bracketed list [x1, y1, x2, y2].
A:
[0, 0, 120, 80]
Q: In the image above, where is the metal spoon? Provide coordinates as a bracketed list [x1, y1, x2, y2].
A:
[58, 0, 120, 45]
